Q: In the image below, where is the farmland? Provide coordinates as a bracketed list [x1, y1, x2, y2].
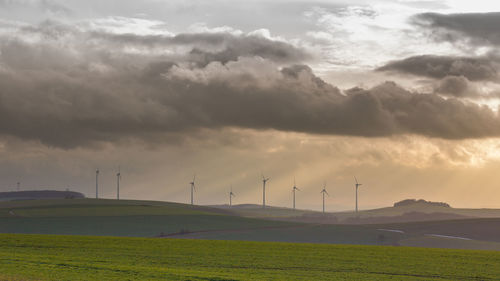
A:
[1, 199, 500, 250]
[1, 233, 499, 281]
[0, 199, 296, 237]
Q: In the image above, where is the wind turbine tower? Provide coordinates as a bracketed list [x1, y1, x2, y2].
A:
[354, 176, 362, 213]
[292, 177, 300, 210]
[95, 169, 99, 199]
[262, 174, 270, 208]
[229, 186, 235, 207]
[16, 182, 20, 192]
[189, 175, 196, 205]
[320, 183, 329, 213]
[116, 167, 121, 200]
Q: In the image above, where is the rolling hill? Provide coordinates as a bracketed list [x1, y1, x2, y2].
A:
[212, 199, 500, 224]
[0, 198, 297, 237]
[1, 198, 500, 251]
[0, 190, 85, 201]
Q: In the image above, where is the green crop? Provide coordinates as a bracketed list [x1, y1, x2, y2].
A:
[0, 234, 498, 280]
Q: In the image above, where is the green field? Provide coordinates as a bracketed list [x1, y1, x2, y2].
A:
[0, 233, 499, 281]
[2, 199, 500, 251]
[0, 199, 231, 217]
[0, 199, 296, 237]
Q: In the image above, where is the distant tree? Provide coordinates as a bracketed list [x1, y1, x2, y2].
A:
[394, 199, 450, 208]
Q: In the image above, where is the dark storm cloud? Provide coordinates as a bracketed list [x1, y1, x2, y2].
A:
[412, 12, 500, 46]
[1, 21, 500, 148]
[376, 55, 500, 82]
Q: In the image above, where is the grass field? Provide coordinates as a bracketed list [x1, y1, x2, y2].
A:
[2, 199, 500, 250]
[0, 198, 231, 217]
[0, 233, 499, 281]
[0, 199, 296, 237]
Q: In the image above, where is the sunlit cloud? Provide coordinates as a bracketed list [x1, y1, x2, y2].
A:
[1, 0, 500, 210]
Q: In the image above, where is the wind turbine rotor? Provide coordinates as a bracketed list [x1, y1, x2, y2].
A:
[262, 174, 270, 183]
[354, 176, 362, 187]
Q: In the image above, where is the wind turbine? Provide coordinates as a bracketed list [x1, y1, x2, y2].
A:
[229, 186, 235, 207]
[16, 182, 20, 192]
[320, 183, 329, 213]
[96, 169, 99, 199]
[292, 177, 300, 210]
[354, 176, 362, 214]
[189, 175, 196, 205]
[116, 167, 121, 200]
[262, 174, 270, 208]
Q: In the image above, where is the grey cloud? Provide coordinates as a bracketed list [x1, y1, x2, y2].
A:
[376, 55, 499, 82]
[434, 75, 471, 98]
[2, 22, 500, 148]
[90, 32, 311, 66]
[20, 20, 311, 65]
[430, 76, 500, 99]
[430, 75, 500, 99]
[413, 12, 500, 46]
[172, 73, 500, 140]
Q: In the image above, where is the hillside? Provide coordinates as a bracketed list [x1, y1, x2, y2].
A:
[0, 199, 296, 237]
[1, 199, 500, 250]
[212, 200, 500, 224]
[167, 218, 500, 251]
[336, 201, 500, 221]
[1, 234, 499, 281]
[210, 203, 317, 217]
[0, 190, 85, 201]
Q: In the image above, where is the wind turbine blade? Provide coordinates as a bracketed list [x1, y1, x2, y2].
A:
[193, 174, 196, 182]
[354, 176, 358, 184]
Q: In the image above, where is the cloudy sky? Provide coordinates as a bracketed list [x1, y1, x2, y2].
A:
[1, 0, 500, 211]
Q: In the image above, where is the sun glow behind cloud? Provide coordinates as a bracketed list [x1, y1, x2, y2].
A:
[2, 129, 500, 210]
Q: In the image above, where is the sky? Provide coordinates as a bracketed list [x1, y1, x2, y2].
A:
[1, 0, 500, 211]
